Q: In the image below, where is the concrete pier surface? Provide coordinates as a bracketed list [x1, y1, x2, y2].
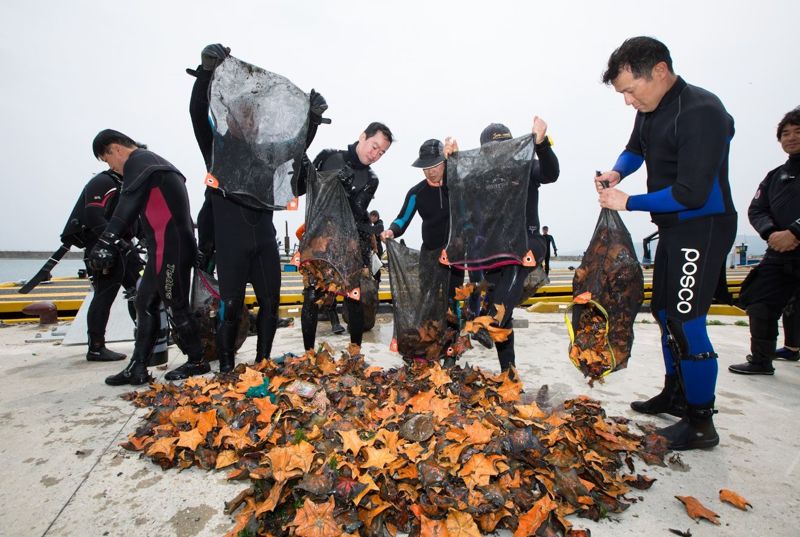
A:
[0, 310, 797, 536]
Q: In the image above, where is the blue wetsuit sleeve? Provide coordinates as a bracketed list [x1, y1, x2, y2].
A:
[389, 188, 417, 238]
[612, 150, 644, 179]
[626, 186, 688, 213]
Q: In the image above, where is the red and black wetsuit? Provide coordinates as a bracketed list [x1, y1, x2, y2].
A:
[104, 150, 203, 363]
[62, 170, 141, 347]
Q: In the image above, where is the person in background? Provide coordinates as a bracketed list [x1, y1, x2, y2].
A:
[729, 107, 800, 375]
[541, 225, 557, 275]
[61, 168, 142, 362]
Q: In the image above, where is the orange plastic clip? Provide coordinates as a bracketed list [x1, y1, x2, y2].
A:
[522, 250, 537, 267]
[439, 249, 450, 266]
[205, 173, 220, 189]
[574, 291, 592, 304]
[289, 251, 301, 267]
[347, 287, 361, 301]
[286, 197, 299, 211]
[389, 338, 398, 353]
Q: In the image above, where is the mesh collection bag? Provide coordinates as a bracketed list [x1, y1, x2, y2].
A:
[190, 269, 249, 362]
[206, 56, 309, 210]
[443, 135, 536, 271]
[567, 209, 644, 383]
[293, 169, 363, 301]
[387, 240, 452, 360]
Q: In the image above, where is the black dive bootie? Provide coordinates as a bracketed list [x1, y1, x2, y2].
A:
[630, 374, 686, 417]
[657, 400, 719, 451]
[87, 346, 127, 362]
[328, 308, 345, 335]
[87, 335, 126, 362]
[729, 337, 776, 375]
[105, 358, 150, 386]
[164, 359, 210, 381]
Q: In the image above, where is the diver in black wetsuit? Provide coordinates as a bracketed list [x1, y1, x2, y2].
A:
[88, 130, 207, 385]
[187, 44, 328, 370]
[61, 169, 142, 362]
[730, 108, 800, 375]
[596, 37, 737, 450]
[443, 118, 560, 371]
[299, 123, 393, 352]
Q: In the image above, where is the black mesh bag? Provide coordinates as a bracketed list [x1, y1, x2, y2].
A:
[567, 209, 644, 382]
[295, 169, 363, 301]
[387, 240, 451, 360]
[207, 56, 309, 210]
[190, 269, 249, 362]
[444, 135, 536, 270]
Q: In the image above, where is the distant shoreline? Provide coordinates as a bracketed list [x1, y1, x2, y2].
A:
[0, 250, 84, 260]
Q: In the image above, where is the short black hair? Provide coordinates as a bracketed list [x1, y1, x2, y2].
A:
[364, 122, 393, 144]
[777, 107, 800, 140]
[92, 129, 146, 159]
[602, 36, 674, 85]
[369, 210, 380, 218]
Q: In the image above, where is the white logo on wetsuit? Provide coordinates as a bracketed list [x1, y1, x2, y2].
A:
[677, 248, 700, 314]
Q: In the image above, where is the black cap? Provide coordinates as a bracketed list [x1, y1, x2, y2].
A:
[479, 123, 512, 146]
[411, 139, 445, 168]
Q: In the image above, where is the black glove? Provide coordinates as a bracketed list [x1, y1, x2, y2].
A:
[309, 89, 330, 126]
[195, 246, 215, 273]
[88, 232, 122, 272]
[201, 43, 231, 71]
[336, 165, 355, 191]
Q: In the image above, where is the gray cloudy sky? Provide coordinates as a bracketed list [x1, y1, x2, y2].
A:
[1, 0, 797, 254]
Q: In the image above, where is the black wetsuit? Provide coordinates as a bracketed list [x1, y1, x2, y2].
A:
[299, 144, 378, 350]
[62, 170, 141, 348]
[189, 67, 319, 362]
[738, 154, 800, 340]
[104, 150, 203, 364]
[542, 233, 557, 275]
[486, 140, 560, 370]
[389, 176, 465, 304]
[611, 76, 737, 406]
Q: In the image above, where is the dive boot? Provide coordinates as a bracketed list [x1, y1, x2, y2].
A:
[164, 359, 210, 381]
[729, 337, 775, 375]
[630, 374, 686, 417]
[775, 347, 800, 361]
[328, 308, 345, 335]
[219, 352, 235, 374]
[105, 359, 150, 386]
[147, 349, 169, 367]
[87, 346, 127, 362]
[657, 401, 719, 451]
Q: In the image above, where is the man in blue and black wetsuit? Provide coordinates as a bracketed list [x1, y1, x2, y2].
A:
[596, 36, 737, 450]
[382, 139, 464, 303]
[88, 130, 208, 385]
[729, 108, 800, 375]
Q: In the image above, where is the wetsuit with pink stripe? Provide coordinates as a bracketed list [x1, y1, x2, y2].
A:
[104, 149, 202, 360]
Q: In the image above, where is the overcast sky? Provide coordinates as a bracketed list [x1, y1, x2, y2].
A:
[2, 0, 797, 255]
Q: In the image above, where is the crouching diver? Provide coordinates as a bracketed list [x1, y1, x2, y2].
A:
[89, 129, 208, 385]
